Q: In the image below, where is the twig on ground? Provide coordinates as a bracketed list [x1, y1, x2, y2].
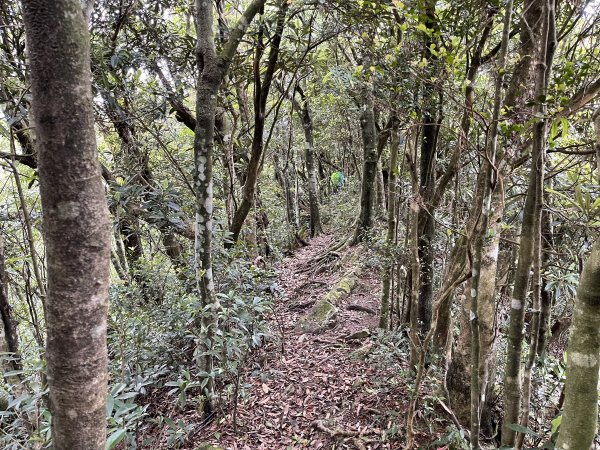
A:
[436, 397, 470, 440]
[312, 420, 361, 437]
[312, 421, 381, 449]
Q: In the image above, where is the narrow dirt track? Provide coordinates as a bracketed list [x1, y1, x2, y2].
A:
[195, 235, 419, 450]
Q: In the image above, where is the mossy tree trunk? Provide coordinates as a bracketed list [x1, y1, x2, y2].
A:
[554, 95, 600, 450]
[501, 0, 552, 445]
[555, 240, 600, 450]
[194, 0, 266, 413]
[22, 1, 111, 447]
[352, 83, 378, 243]
[468, 2, 512, 445]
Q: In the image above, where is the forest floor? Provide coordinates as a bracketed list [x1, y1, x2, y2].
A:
[187, 234, 448, 450]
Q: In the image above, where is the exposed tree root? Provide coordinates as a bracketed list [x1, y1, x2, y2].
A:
[289, 299, 316, 310]
[312, 420, 380, 450]
[295, 280, 327, 292]
[300, 235, 354, 273]
[294, 232, 309, 247]
[347, 304, 376, 315]
[312, 420, 361, 437]
[296, 262, 364, 333]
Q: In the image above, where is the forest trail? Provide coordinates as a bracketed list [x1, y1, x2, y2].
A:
[195, 235, 416, 450]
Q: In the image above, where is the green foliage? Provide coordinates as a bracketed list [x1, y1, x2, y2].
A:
[103, 250, 276, 448]
[0, 358, 49, 449]
[105, 382, 149, 448]
[430, 425, 469, 449]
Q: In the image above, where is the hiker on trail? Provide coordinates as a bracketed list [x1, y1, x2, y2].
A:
[330, 171, 345, 193]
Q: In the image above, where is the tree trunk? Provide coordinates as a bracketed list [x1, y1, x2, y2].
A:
[376, 159, 386, 211]
[194, 0, 221, 411]
[502, 1, 552, 445]
[274, 149, 299, 248]
[475, 181, 504, 433]
[468, 2, 512, 444]
[0, 234, 21, 377]
[217, 107, 238, 228]
[193, 0, 265, 412]
[296, 85, 322, 237]
[554, 240, 600, 450]
[537, 202, 553, 359]
[433, 6, 495, 351]
[352, 84, 378, 243]
[379, 117, 399, 329]
[229, 1, 288, 245]
[555, 80, 600, 450]
[22, 1, 111, 447]
[446, 282, 471, 422]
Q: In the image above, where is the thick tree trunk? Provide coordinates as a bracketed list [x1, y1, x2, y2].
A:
[22, 1, 111, 448]
[504, 0, 544, 108]
[555, 240, 600, 450]
[554, 88, 600, 450]
[475, 182, 504, 432]
[446, 281, 471, 422]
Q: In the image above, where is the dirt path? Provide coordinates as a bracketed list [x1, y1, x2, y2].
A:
[196, 235, 416, 449]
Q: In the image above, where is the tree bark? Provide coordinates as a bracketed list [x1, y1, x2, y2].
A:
[296, 85, 322, 237]
[468, 2, 512, 445]
[554, 83, 600, 450]
[22, 1, 111, 448]
[537, 203, 553, 359]
[194, 0, 266, 412]
[415, 0, 441, 335]
[379, 117, 399, 329]
[0, 234, 21, 376]
[229, 1, 288, 245]
[501, 0, 552, 445]
[352, 84, 378, 243]
[194, 0, 222, 412]
[555, 240, 600, 450]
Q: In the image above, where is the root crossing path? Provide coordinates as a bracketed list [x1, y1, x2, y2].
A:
[196, 235, 418, 450]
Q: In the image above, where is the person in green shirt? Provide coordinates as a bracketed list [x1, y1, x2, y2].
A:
[330, 171, 345, 192]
